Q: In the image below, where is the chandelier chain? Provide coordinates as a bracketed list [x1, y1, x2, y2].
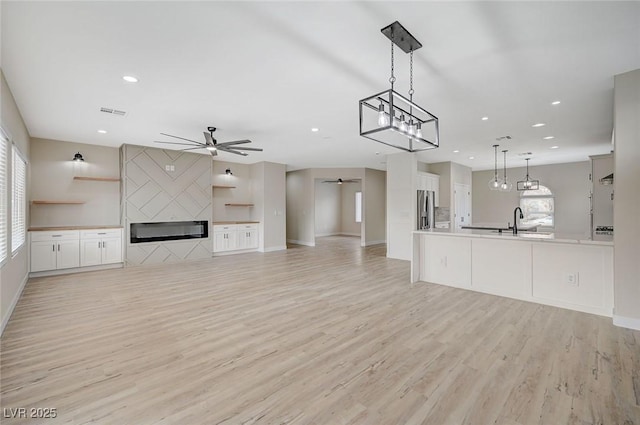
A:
[409, 50, 414, 98]
[389, 37, 396, 87]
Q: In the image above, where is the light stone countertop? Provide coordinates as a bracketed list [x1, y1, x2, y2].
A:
[29, 225, 123, 231]
[413, 228, 613, 246]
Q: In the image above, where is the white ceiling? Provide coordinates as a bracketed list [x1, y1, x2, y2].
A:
[2, 1, 639, 171]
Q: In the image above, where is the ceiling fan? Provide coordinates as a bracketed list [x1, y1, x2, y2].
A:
[154, 126, 263, 157]
[322, 178, 359, 184]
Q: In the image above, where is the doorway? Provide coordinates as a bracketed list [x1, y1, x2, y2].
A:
[314, 178, 363, 241]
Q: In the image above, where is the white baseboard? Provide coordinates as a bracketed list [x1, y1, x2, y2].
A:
[213, 248, 258, 256]
[261, 245, 287, 253]
[1, 272, 29, 336]
[613, 314, 640, 331]
[29, 263, 123, 278]
[287, 239, 315, 247]
[364, 240, 386, 246]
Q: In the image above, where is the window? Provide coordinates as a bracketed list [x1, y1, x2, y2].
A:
[12, 145, 26, 254]
[520, 185, 554, 228]
[0, 131, 7, 263]
[355, 191, 362, 223]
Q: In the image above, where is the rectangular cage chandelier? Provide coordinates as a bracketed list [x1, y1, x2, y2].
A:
[359, 21, 439, 152]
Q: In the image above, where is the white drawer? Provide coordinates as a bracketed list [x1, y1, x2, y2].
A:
[238, 223, 258, 230]
[80, 229, 122, 239]
[213, 224, 237, 232]
[30, 230, 79, 241]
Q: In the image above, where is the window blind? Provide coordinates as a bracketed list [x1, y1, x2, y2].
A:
[11, 145, 26, 254]
[0, 134, 7, 262]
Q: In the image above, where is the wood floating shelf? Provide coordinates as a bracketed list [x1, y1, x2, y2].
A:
[32, 200, 86, 205]
[212, 185, 236, 188]
[224, 203, 254, 207]
[74, 176, 121, 182]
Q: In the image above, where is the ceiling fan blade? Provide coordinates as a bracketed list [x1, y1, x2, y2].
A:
[154, 141, 205, 147]
[179, 146, 207, 151]
[160, 133, 201, 144]
[322, 180, 339, 183]
[218, 147, 248, 156]
[216, 139, 252, 147]
[228, 147, 263, 152]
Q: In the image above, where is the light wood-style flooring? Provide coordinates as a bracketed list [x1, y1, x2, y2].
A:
[1, 236, 639, 424]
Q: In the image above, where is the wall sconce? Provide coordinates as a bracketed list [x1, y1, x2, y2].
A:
[72, 152, 84, 162]
[225, 168, 232, 175]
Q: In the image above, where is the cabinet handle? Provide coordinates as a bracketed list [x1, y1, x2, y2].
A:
[98, 232, 106, 235]
[98, 241, 101, 248]
[52, 244, 55, 252]
[103, 241, 106, 248]
[58, 244, 60, 251]
[52, 234, 62, 237]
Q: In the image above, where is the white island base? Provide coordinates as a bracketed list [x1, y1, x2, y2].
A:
[411, 230, 613, 318]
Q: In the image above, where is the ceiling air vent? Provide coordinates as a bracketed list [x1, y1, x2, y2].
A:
[518, 152, 533, 156]
[495, 136, 512, 141]
[100, 107, 127, 117]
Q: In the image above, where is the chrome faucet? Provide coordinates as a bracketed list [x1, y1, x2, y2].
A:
[513, 207, 524, 235]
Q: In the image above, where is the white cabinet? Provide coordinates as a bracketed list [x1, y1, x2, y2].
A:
[420, 235, 471, 288]
[213, 223, 259, 253]
[30, 230, 80, 272]
[417, 172, 440, 207]
[213, 225, 237, 252]
[80, 229, 123, 266]
[237, 224, 259, 250]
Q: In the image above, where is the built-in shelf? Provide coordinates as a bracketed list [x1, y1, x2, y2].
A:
[32, 200, 86, 205]
[74, 176, 121, 182]
[212, 185, 236, 188]
[225, 203, 254, 207]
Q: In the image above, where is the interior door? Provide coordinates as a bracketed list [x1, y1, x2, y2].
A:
[454, 183, 471, 230]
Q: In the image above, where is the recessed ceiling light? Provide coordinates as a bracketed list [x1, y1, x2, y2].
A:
[550, 145, 559, 149]
[122, 75, 138, 83]
[375, 152, 380, 155]
[543, 136, 555, 140]
[481, 117, 489, 121]
[97, 129, 107, 134]
[453, 150, 460, 153]
[311, 128, 319, 132]
[468, 156, 475, 160]
[532, 123, 546, 127]
[551, 101, 561, 105]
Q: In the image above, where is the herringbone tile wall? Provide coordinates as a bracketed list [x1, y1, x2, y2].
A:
[121, 145, 212, 265]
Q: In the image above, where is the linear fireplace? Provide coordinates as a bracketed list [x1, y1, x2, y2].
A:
[130, 221, 209, 244]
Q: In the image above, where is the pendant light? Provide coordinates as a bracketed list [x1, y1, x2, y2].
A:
[517, 158, 540, 191]
[487, 144, 502, 190]
[499, 150, 512, 192]
[359, 21, 439, 152]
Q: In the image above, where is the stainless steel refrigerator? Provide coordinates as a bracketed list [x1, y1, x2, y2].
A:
[417, 190, 436, 230]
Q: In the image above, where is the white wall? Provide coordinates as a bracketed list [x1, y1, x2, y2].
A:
[30, 138, 120, 227]
[1, 70, 30, 334]
[613, 69, 640, 329]
[340, 181, 361, 236]
[314, 180, 341, 236]
[363, 168, 386, 245]
[386, 153, 417, 260]
[259, 162, 286, 252]
[472, 161, 591, 236]
[212, 160, 253, 222]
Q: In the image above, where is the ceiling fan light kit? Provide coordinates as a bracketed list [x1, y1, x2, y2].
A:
[359, 21, 439, 152]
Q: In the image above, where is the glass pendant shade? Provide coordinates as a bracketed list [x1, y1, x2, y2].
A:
[377, 104, 389, 127]
[488, 177, 502, 190]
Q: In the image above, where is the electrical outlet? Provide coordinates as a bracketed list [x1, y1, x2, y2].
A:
[165, 165, 175, 172]
[565, 273, 579, 286]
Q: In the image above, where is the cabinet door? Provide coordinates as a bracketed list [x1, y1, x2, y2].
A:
[31, 241, 57, 272]
[246, 230, 258, 249]
[56, 240, 80, 270]
[213, 232, 227, 252]
[81, 239, 102, 267]
[430, 176, 440, 207]
[225, 231, 237, 251]
[101, 237, 122, 265]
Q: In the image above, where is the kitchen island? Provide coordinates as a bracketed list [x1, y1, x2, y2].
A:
[411, 229, 613, 317]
